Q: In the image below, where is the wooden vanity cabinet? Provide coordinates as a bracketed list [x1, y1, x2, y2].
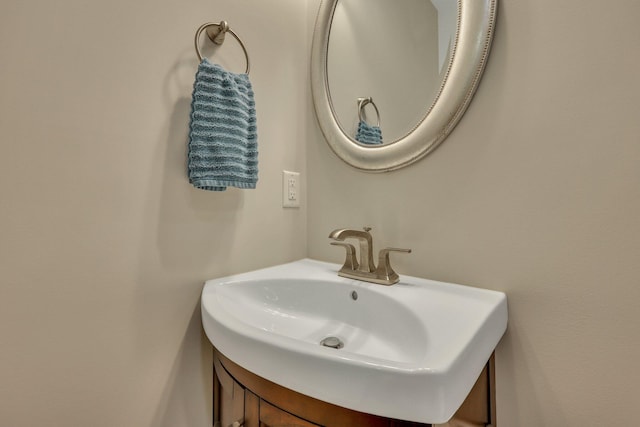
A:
[213, 348, 495, 427]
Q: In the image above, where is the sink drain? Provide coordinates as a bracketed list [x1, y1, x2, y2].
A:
[320, 336, 344, 349]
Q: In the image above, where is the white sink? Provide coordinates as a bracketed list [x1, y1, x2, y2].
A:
[201, 259, 507, 423]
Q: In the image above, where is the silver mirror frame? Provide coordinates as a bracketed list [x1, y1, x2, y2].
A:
[311, 0, 497, 172]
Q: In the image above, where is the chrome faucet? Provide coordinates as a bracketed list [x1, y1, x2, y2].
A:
[329, 227, 411, 285]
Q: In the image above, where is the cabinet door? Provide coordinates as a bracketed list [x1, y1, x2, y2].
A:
[214, 356, 245, 427]
[259, 400, 322, 427]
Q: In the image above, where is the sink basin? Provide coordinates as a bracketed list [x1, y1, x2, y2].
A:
[201, 259, 507, 423]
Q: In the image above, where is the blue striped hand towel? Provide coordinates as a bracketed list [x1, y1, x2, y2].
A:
[188, 59, 258, 191]
[355, 120, 383, 145]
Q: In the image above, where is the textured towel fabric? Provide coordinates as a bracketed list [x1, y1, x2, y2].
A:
[355, 120, 383, 145]
[188, 59, 258, 191]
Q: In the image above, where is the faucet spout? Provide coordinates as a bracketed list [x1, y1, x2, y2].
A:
[328, 227, 375, 273]
[329, 227, 411, 285]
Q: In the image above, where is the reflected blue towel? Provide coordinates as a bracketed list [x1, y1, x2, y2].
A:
[188, 59, 258, 191]
[355, 121, 383, 145]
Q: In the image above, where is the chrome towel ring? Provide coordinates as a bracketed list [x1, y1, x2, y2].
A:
[194, 21, 250, 74]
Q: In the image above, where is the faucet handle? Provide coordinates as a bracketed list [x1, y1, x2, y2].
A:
[375, 247, 412, 285]
[330, 242, 359, 271]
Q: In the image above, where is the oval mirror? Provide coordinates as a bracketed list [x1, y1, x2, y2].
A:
[311, 0, 498, 172]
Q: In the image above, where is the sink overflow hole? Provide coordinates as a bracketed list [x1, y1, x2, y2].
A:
[320, 336, 344, 349]
[351, 291, 358, 301]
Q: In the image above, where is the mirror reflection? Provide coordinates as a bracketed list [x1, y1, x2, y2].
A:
[327, 0, 458, 145]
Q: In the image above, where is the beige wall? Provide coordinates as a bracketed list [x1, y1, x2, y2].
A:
[307, 0, 640, 425]
[0, 1, 307, 426]
[3, 0, 640, 426]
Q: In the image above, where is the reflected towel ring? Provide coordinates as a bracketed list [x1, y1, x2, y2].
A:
[194, 21, 251, 74]
[357, 97, 380, 127]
